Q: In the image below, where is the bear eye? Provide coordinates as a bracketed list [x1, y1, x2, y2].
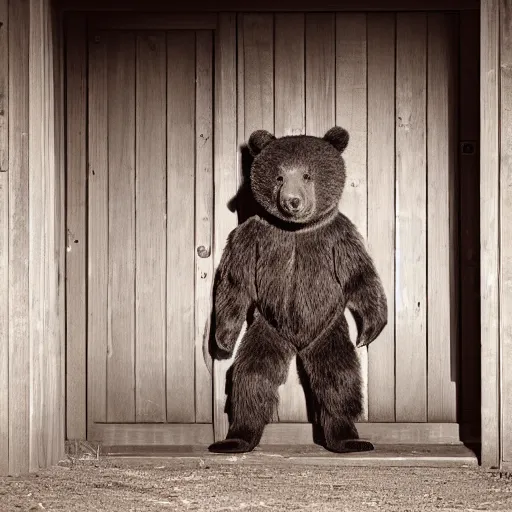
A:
[303, 173, 311, 181]
[276, 176, 284, 183]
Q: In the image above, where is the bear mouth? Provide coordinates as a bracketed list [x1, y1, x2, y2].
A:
[277, 202, 314, 222]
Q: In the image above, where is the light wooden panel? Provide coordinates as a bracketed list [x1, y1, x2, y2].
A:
[89, 424, 213, 446]
[195, 30, 214, 423]
[367, 13, 396, 422]
[0, 141, 7, 475]
[8, 0, 30, 475]
[65, 13, 87, 440]
[46, 3, 63, 466]
[0, 0, 7, 171]
[0, 0, 8, 475]
[55, 5, 67, 466]
[135, 32, 167, 423]
[213, 13, 237, 442]
[427, 13, 458, 422]
[501, 0, 512, 463]
[243, 13, 274, 136]
[29, 0, 46, 471]
[459, 10, 481, 444]
[336, 12, 368, 422]
[480, 0, 500, 468]
[395, 13, 427, 422]
[274, 13, 307, 423]
[107, 32, 136, 422]
[274, 13, 305, 137]
[87, 30, 108, 424]
[305, 13, 335, 136]
[166, 31, 196, 423]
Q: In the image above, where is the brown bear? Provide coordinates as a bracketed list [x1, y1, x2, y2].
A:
[208, 127, 388, 454]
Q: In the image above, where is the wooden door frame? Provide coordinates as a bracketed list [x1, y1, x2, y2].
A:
[60, 0, 510, 470]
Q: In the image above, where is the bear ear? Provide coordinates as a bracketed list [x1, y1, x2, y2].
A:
[248, 130, 276, 157]
[323, 126, 349, 154]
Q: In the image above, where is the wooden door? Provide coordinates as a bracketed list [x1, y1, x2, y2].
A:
[69, 18, 216, 445]
[212, 11, 473, 445]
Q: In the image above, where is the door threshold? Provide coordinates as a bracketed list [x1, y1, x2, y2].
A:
[100, 444, 478, 467]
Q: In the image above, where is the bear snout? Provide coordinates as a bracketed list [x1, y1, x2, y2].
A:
[280, 193, 305, 216]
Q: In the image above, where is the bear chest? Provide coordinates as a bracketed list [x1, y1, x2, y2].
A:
[254, 231, 342, 339]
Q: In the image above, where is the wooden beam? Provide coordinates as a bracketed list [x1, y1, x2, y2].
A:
[88, 12, 217, 29]
[500, 0, 512, 465]
[88, 424, 214, 446]
[480, 0, 501, 469]
[56, 0, 480, 11]
[65, 13, 87, 440]
[261, 423, 463, 445]
[0, 0, 7, 171]
[8, 0, 30, 477]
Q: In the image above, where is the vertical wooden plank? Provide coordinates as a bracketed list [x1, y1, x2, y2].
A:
[243, 13, 274, 136]
[0, 137, 7, 475]
[305, 13, 335, 136]
[0, 0, 8, 474]
[367, 13, 396, 422]
[213, 13, 237, 442]
[274, 13, 307, 423]
[427, 13, 458, 422]
[8, 0, 30, 474]
[336, 13, 369, 422]
[106, 31, 136, 423]
[45, 1, 62, 465]
[29, 0, 46, 471]
[0, 0, 7, 171]
[395, 13, 427, 422]
[480, 0, 500, 467]
[195, 30, 214, 423]
[501, 0, 512, 463]
[459, 9, 481, 446]
[166, 30, 196, 423]
[54, 7, 67, 463]
[87, 29, 108, 424]
[65, 13, 86, 440]
[274, 13, 305, 137]
[135, 32, 167, 422]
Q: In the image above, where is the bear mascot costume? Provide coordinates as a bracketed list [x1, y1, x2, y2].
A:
[208, 126, 388, 454]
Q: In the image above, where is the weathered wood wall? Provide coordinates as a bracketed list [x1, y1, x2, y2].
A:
[0, 0, 65, 477]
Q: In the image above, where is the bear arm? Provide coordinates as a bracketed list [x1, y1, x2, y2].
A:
[213, 223, 256, 355]
[335, 235, 388, 348]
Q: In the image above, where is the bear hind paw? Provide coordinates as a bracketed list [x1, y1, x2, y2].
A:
[324, 439, 375, 454]
[208, 438, 254, 454]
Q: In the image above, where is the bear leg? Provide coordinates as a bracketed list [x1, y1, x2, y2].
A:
[208, 317, 295, 454]
[298, 314, 374, 454]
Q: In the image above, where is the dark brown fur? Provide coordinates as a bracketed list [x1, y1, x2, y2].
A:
[209, 127, 387, 454]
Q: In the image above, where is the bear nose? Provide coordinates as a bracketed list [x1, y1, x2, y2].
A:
[289, 197, 301, 209]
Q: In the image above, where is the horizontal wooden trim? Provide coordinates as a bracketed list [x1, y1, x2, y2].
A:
[261, 423, 463, 445]
[87, 12, 218, 30]
[88, 422, 462, 446]
[102, 445, 477, 467]
[58, 0, 479, 11]
[88, 423, 214, 445]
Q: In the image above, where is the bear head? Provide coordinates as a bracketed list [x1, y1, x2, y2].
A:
[247, 126, 349, 225]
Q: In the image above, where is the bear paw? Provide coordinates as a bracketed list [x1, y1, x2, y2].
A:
[324, 439, 375, 454]
[208, 439, 254, 454]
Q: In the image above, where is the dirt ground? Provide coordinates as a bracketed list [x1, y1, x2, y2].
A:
[1, 454, 512, 512]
